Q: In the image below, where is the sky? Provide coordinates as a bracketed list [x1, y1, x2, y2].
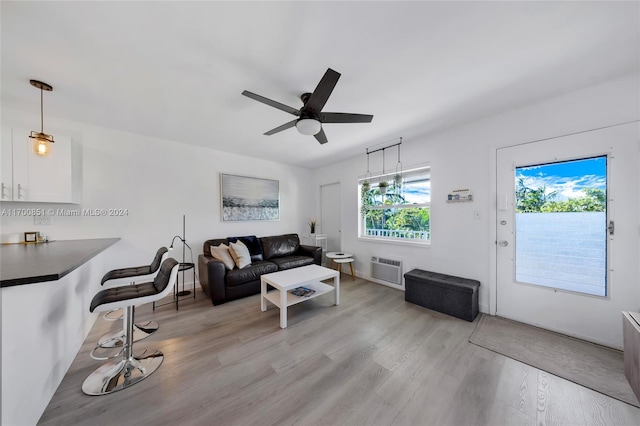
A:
[362, 172, 431, 204]
[401, 180, 430, 204]
[515, 156, 606, 200]
[367, 156, 605, 205]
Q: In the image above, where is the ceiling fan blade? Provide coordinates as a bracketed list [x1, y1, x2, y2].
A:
[314, 128, 328, 145]
[303, 68, 341, 115]
[242, 90, 300, 116]
[319, 112, 374, 123]
[264, 119, 297, 135]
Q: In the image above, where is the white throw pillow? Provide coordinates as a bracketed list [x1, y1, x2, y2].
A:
[229, 240, 252, 269]
[210, 243, 236, 270]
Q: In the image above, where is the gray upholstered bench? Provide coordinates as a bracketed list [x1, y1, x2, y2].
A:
[404, 269, 480, 322]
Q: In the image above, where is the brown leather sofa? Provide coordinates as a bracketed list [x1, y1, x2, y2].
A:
[198, 234, 322, 305]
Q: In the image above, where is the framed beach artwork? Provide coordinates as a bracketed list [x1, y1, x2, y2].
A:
[220, 174, 280, 221]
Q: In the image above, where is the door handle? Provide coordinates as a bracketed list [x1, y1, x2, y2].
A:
[498, 240, 509, 247]
[17, 183, 24, 199]
[608, 220, 614, 236]
[1, 183, 7, 199]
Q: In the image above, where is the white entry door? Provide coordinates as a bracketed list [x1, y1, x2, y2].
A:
[496, 122, 638, 348]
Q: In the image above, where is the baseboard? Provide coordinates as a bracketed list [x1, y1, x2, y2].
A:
[356, 270, 405, 291]
[355, 272, 488, 315]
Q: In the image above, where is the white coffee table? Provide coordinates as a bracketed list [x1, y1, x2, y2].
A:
[261, 264, 340, 329]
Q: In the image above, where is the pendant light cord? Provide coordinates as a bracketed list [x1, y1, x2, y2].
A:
[40, 88, 44, 133]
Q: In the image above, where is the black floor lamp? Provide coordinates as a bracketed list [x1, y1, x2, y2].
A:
[168, 215, 195, 299]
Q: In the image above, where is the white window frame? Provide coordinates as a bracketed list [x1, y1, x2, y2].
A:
[358, 165, 431, 246]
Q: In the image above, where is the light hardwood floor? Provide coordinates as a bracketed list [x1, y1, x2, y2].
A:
[39, 276, 640, 425]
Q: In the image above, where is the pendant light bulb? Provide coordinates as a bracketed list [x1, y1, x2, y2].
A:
[36, 139, 48, 155]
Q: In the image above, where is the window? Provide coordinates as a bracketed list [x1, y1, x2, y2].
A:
[359, 166, 430, 243]
[514, 156, 607, 296]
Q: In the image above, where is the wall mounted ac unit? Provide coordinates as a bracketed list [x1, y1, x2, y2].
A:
[371, 256, 403, 286]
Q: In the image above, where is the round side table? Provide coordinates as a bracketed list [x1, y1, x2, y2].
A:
[326, 251, 353, 269]
[333, 257, 355, 281]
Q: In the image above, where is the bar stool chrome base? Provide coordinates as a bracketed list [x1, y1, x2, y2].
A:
[82, 350, 163, 395]
[97, 320, 159, 348]
[90, 343, 150, 362]
[103, 308, 123, 321]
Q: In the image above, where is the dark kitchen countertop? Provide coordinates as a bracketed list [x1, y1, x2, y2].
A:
[0, 238, 120, 287]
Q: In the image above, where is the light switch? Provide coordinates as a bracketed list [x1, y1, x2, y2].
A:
[498, 194, 508, 211]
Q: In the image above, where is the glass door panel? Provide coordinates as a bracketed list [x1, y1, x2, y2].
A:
[514, 157, 607, 296]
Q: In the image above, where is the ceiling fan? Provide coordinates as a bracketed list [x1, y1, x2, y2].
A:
[241, 68, 373, 144]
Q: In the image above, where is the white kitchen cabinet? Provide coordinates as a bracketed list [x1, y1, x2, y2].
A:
[0, 127, 75, 203]
[1, 127, 13, 200]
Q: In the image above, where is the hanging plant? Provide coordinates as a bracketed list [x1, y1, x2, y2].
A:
[378, 180, 389, 195]
[394, 174, 402, 186]
[360, 180, 371, 217]
[362, 151, 372, 198]
[361, 180, 370, 193]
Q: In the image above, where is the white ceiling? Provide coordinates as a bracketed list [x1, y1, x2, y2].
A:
[2, 1, 638, 169]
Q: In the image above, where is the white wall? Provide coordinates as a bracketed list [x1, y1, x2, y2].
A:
[313, 74, 640, 314]
[1, 107, 315, 268]
[0, 109, 314, 425]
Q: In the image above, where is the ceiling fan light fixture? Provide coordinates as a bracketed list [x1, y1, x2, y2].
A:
[242, 68, 373, 144]
[296, 118, 322, 136]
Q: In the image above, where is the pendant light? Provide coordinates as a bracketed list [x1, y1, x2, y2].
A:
[29, 80, 54, 156]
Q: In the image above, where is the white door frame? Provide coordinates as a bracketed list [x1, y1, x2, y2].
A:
[320, 181, 341, 252]
[489, 122, 639, 348]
